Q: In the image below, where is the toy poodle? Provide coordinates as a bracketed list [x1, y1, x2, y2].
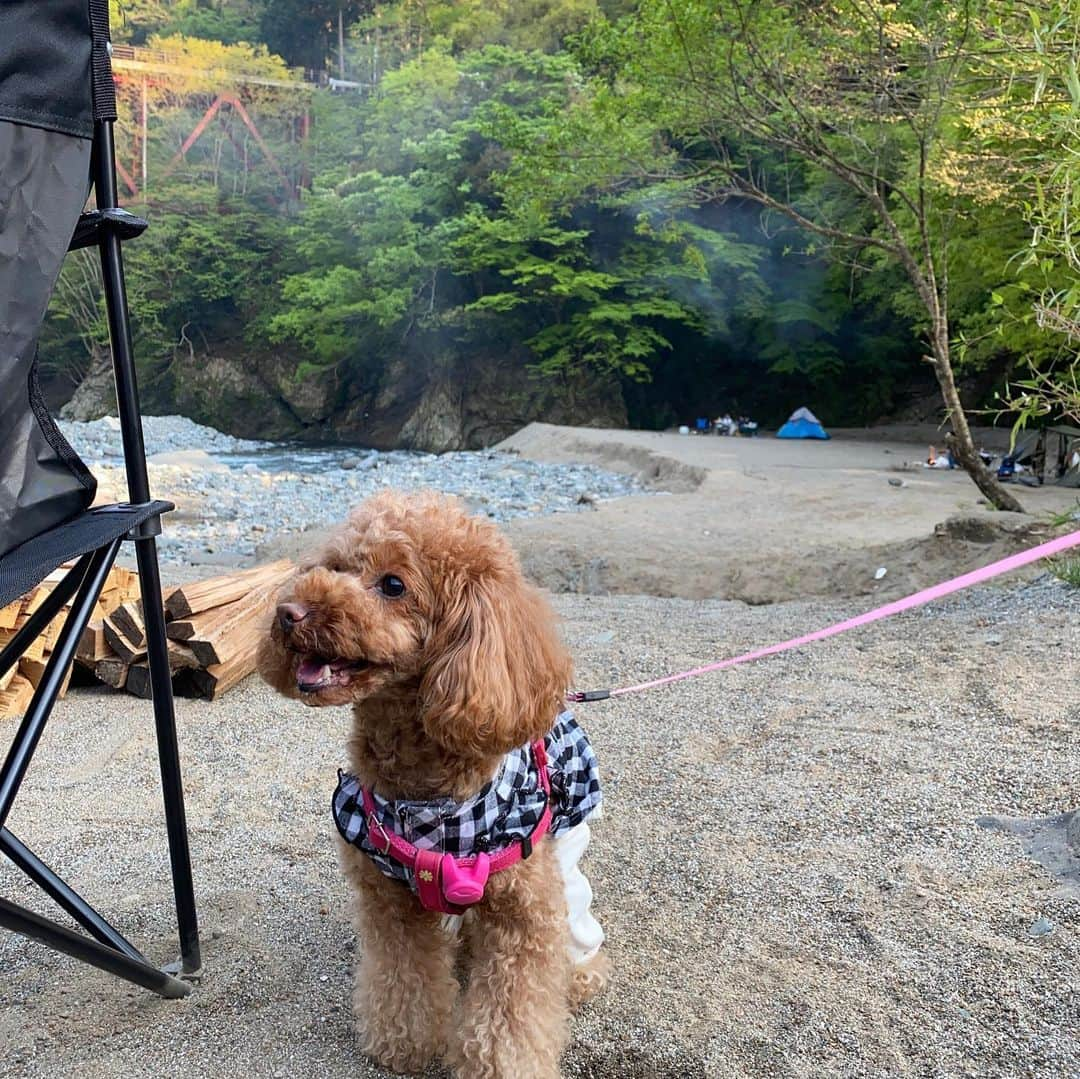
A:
[257, 490, 606, 1078]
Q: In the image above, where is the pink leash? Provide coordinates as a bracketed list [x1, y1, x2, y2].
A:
[568, 528, 1080, 702]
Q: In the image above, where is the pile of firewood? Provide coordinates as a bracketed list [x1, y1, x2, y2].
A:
[0, 560, 293, 718]
[0, 564, 140, 719]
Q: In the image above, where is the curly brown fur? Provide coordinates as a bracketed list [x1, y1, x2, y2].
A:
[258, 491, 605, 1078]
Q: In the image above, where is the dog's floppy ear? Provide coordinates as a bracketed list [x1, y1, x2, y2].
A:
[419, 567, 572, 758]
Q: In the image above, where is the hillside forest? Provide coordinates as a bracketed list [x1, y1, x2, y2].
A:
[45, 0, 1080, 499]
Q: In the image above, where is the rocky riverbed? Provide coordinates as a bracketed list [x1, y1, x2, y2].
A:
[59, 416, 644, 567]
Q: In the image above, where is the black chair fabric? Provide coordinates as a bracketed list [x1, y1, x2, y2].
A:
[0, 1, 121, 563]
[0, 120, 98, 561]
[0, 0, 96, 138]
[0, 502, 170, 610]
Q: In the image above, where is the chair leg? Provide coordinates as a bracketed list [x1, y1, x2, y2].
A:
[136, 535, 202, 975]
[0, 897, 190, 999]
[0, 541, 119, 828]
[0, 827, 145, 963]
[93, 115, 202, 977]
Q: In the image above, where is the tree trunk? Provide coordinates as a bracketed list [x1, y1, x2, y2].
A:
[58, 342, 115, 422]
[928, 335, 1024, 513]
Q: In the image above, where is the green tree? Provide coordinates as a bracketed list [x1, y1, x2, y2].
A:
[269, 45, 766, 392]
[452, 207, 760, 380]
[111, 0, 261, 44]
[357, 0, 600, 58]
[510, 0, 1039, 508]
[997, 2, 1080, 426]
[258, 0, 372, 70]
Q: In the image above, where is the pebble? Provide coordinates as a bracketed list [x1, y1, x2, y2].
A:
[1027, 916, 1054, 938]
[59, 415, 644, 566]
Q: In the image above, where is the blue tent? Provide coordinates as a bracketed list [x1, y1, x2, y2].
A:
[777, 407, 829, 440]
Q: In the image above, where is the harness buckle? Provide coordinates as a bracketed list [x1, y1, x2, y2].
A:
[367, 811, 392, 856]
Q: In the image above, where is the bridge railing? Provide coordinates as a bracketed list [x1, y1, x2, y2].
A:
[110, 43, 317, 90]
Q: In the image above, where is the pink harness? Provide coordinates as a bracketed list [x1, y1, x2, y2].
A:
[358, 740, 553, 915]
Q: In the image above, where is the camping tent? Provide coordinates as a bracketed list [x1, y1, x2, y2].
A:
[1007, 425, 1080, 487]
[777, 407, 830, 440]
[1045, 425, 1080, 487]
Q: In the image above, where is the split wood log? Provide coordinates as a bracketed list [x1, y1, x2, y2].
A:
[103, 615, 146, 664]
[0, 674, 35, 718]
[173, 590, 275, 668]
[77, 621, 111, 666]
[126, 662, 152, 700]
[164, 560, 292, 620]
[18, 656, 73, 698]
[94, 657, 130, 689]
[110, 601, 146, 648]
[124, 641, 200, 699]
[186, 652, 253, 701]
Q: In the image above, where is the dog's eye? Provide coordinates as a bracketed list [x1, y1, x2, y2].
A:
[378, 574, 406, 598]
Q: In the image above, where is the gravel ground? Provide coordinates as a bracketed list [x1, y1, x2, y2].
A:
[0, 579, 1076, 1078]
[60, 415, 267, 458]
[58, 417, 643, 567]
[497, 423, 1080, 604]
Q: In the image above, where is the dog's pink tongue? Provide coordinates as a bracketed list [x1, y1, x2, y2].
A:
[297, 657, 331, 687]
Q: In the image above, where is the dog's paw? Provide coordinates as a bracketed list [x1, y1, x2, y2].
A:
[358, 1021, 443, 1075]
[569, 949, 610, 1012]
[448, 1043, 560, 1079]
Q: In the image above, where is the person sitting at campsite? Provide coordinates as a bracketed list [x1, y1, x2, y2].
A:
[926, 445, 954, 469]
[715, 413, 734, 435]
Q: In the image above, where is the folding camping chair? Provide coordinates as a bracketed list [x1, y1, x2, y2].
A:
[0, 1, 200, 997]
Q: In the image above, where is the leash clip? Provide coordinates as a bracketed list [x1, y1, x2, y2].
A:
[567, 689, 611, 703]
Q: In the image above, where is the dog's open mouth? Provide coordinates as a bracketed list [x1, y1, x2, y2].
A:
[295, 654, 373, 693]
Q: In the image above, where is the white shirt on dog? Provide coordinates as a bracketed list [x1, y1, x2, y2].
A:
[442, 814, 603, 964]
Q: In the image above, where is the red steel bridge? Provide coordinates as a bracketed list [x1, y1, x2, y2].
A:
[110, 44, 321, 202]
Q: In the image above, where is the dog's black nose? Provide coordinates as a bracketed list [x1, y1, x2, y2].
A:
[277, 602, 309, 633]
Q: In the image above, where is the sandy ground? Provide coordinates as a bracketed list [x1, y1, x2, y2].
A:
[495, 424, 1079, 604]
[1, 424, 1078, 1078]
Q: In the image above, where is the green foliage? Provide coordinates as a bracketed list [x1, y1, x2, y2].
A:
[1048, 500, 1080, 529]
[53, 0, 1080, 437]
[270, 168, 452, 362]
[42, 183, 290, 384]
[266, 42, 761, 386]
[111, 1, 260, 45]
[989, 2, 1080, 426]
[258, 0, 371, 70]
[358, 0, 600, 57]
[452, 209, 718, 379]
[1049, 556, 1080, 588]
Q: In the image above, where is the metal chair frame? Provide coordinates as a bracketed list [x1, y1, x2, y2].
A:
[0, 117, 201, 998]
